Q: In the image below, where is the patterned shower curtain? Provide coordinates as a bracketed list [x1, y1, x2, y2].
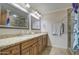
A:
[72, 3, 79, 51]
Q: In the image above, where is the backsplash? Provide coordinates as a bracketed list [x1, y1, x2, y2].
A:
[0, 28, 27, 39]
[0, 28, 41, 39]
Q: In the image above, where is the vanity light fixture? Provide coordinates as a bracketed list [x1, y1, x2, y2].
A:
[30, 13, 40, 20]
[10, 3, 29, 13]
[35, 11, 41, 17]
[25, 3, 30, 8]
[31, 10, 41, 18]
[30, 12, 41, 20]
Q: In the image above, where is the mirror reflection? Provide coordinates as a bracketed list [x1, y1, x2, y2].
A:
[0, 4, 29, 29]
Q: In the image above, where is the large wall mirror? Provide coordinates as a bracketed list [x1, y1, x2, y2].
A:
[31, 16, 41, 30]
[0, 3, 29, 29]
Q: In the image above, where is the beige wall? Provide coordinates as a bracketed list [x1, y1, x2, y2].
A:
[0, 28, 27, 35]
[41, 9, 68, 49]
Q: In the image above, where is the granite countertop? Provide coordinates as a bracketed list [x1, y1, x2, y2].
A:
[0, 33, 47, 50]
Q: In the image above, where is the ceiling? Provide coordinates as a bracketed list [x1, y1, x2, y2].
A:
[30, 3, 72, 15]
[0, 3, 72, 17]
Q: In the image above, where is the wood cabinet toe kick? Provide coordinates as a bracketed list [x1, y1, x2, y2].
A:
[0, 34, 48, 55]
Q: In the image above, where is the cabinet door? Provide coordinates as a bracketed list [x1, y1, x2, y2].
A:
[21, 39, 34, 50]
[31, 43, 38, 55]
[43, 35, 47, 47]
[42, 35, 46, 49]
[21, 48, 30, 55]
[21, 39, 34, 55]
[38, 37, 43, 53]
[1, 49, 10, 55]
[43, 35, 48, 48]
[45, 34, 48, 47]
[0, 50, 1, 55]
[1, 45, 20, 55]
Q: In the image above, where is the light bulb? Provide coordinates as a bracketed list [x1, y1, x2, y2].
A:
[25, 3, 30, 8]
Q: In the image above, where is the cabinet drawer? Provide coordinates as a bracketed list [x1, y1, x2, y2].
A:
[21, 38, 37, 50]
[21, 39, 34, 50]
[1, 45, 20, 55]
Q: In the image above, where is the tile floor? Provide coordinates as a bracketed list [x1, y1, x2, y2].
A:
[41, 46, 72, 55]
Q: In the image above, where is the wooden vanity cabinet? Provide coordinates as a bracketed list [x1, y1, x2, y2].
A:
[21, 47, 30, 55]
[46, 34, 48, 47]
[21, 38, 38, 55]
[38, 34, 48, 54]
[0, 34, 48, 55]
[43, 34, 48, 48]
[30, 42, 38, 55]
[21, 39, 33, 55]
[20, 34, 48, 55]
[1, 44, 20, 55]
[0, 50, 1, 55]
[37, 36, 43, 54]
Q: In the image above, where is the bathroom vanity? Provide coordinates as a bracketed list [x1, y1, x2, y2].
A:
[0, 33, 48, 55]
[0, 4, 47, 55]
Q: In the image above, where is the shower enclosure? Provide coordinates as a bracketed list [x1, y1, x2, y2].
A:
[68, 3, 79, 54]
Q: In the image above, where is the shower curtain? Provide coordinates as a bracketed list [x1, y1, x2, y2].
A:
[72, 3, 79, 52]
